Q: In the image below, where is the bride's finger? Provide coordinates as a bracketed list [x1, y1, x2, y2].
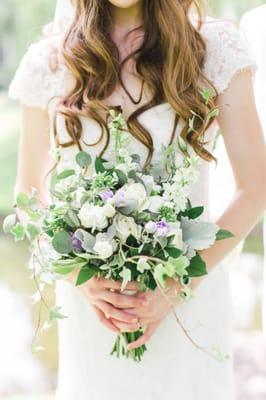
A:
[127, 323, 158, 350]
[94, 300, 139, 324]
[98, 290, 146, 309]
[92, 305, 120, 334]
[96, 277, 140, 292]
[111, 319, 141, 333]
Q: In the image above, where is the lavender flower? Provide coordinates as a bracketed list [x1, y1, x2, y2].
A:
[112, 189, 126, 207]
[71, 232, 83, 252]
[100, 189, 114, 201]
[155, 220, 170, 237]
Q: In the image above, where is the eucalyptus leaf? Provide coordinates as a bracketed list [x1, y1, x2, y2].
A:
[76, 151, 92, 168]
[52, 231, 72, 254]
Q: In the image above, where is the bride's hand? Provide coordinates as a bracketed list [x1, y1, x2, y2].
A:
[112, 279, 181, 349]
[67, 270, 144, 334]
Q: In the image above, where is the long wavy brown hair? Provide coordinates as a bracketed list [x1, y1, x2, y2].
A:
[53, 0, 218, 169]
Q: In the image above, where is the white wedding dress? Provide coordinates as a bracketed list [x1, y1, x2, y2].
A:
[8, 16, 257, 400]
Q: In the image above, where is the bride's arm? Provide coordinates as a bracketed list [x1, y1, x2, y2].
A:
[198, 69, 266, 273]
[124, 69, 266, 350]
[15, 105, 53, 203]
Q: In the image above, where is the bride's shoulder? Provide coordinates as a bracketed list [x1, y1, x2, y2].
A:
[8, 24, 70, 110]
[199, 16, 257, 94]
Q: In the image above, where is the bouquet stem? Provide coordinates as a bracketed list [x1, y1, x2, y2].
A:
[110, 329, 147, 362]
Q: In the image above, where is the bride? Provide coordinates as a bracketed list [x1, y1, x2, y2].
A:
[8, 0, 266, 399]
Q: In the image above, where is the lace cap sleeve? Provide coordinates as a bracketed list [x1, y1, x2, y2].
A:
[202, 19, 257, 94]
[8, 36, 67, 109]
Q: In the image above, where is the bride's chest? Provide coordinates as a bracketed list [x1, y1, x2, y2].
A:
[53, 101, 184, 164]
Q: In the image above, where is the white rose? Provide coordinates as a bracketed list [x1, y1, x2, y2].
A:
[168, 222, 183, 249]
[147, 195, 164, 213]
[114, 214, 141, 242]
[102, 203, 116, 218]
[124, 183, 148, 211]
[93, 240, 114, 259]
[78, 203, 108, 231]
[141, 175, 156, 195]
[144, 221, 157, 233]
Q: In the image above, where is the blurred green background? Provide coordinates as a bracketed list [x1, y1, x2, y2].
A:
[0, 1, 265, 399]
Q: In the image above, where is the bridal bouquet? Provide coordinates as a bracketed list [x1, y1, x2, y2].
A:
[3, 107, 232, 362]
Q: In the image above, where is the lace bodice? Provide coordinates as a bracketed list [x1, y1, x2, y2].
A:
[8, 17, 256, 110]
[8, 16, 257, 219]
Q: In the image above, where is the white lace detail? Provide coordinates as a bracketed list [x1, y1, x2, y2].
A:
[8, 36, 69, 109]
[202, 19, 257, 94]
[8, 18, 257, 109]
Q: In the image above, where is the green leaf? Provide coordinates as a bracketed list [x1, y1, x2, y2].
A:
[153, 263, 167, 288]
[52, 258, 87, 275]
[25, 209, 42, 222]
[200, 88, 212, 105]
[165, 256, 190, 277]
[26, 223, 39, 241]
[10, 223, 25, 241]
[48, 306, 67, 321]
[185, 206, 204, 219]
[56, 169, 75, 180]
[16, 192, 30, 208]
[131, 154, 141, 163]
[65, 210, 80, 228]
[115, 169, 128, 185]
[165, 246, 182, 258]
[76, 151, 92, 168]
[186, 253, 207, 277]
[3, 214, 17, 233]
[216, 229, 234, 241]
[76, 264, 99, 286]
[52, 231, 72, 254]
[95, 156, 106, 173]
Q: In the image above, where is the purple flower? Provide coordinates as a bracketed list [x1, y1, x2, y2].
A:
[71, 233, 83, 252]
[155, 220, 170, 237]
[113, 189, 126, 207]
[100, 189, 114, 201]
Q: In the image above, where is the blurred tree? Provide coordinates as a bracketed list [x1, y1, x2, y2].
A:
[0, 0, 265, 88]
[208, 0, 265, 19]
[0, 0, 55, 88]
